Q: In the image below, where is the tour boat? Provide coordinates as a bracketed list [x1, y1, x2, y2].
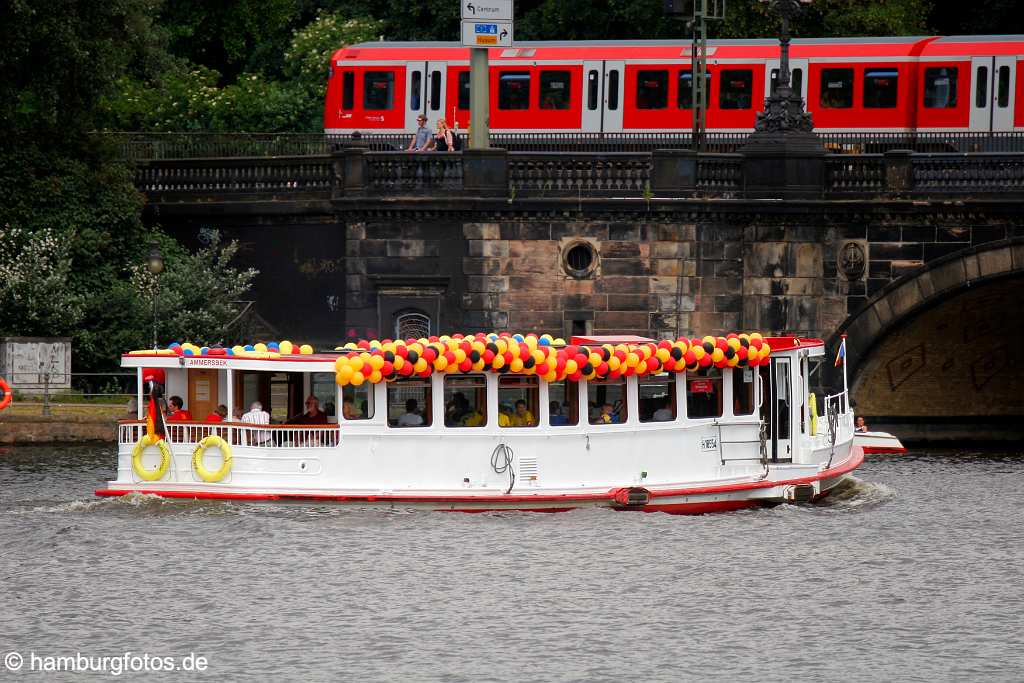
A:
[97, 332, 863, 514]
[854, 431, 907, 455]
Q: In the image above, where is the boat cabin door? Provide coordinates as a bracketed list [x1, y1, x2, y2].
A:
[761, 357, 792, 461]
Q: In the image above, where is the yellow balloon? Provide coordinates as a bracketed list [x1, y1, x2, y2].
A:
[435, 356, 449, 371]
[711, 348, 725, 363]
[300, 344, 313, 355]
[656, 348, 671, 362]
[349, 357, 364, 372]
[393, 356, 405, 371]
[254, 343, 268, 353]
[553, 338, 565, 346]
[338, 365, 354, 383]
[280, 341, 294, 354]
[334, 357, 349, 371]
[350, 372, 365, 386]
[414, 358, 428, 373]
[510, 358, 524, 373]
[335, 371, 349, 387]
[369, 355, 385, 370]
[565, 359, 578, 375]
[369, 370, 383, 383]
[608, 356, 621, 371]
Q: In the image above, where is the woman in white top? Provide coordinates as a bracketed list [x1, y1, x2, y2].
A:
[397, 398, 424, 427]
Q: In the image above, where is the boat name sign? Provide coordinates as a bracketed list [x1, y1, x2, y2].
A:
[700, 436, 719, 452]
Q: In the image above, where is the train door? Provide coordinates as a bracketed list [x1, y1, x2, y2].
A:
[582, 60, 603, 132]
[603, 60, 625, 132]
[970, 56, 994, 132]
[766, 58, 808, 106]
[425, 63, 448, 126]
[993, 56, 1016, 131]
[406, 61, 427, 131]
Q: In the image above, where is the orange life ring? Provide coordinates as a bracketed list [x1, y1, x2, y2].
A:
[0, 377, 11, 411]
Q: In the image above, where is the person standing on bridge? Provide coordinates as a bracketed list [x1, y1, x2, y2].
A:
[407, 115, 433, 152]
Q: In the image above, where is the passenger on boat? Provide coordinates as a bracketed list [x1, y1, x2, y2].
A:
[232, 406, 243, 421]
[165, 396, 193, 422]
[651, 399, 674, 422]
[855, 416, 869, 432]
[594, 403, 618, 424]
[549, 401, 568, 426]
[293, 395, 329, 425]
[511, 400, 536, 427]
[241, 401, 271, 445]
[498, 404, 513, 427]
[398, 399, 424, 427]
[342, 396, 363, 420]
[446, 392, 469, 426]
[205, 405, 228, 422]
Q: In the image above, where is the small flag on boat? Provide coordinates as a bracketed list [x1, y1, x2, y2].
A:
[834, 337, 847, 367]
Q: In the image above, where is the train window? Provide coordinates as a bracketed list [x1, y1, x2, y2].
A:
[719, 69, 753, 109]
[341, 71, 354, 110]
[608, 70, 620, 110]
[975, 66, 989, 108]
[458, 71, 471, 111]
[498, 71, 531, 110]
[863, 69, 899, 108]
[430, 70, 442, 111]
[587, 70, 599, 111]
[540, 71, 571, 110]
[636, 70, 668, 110]
[364, 71, 394, 110]
[410, 71, 422, 111]
[924, 67, 958, 108]
[998, 66, 1011, 108]
[677, 70, 710, 109]
[770, 68, 803, 96]
[819, 68, 853, 108]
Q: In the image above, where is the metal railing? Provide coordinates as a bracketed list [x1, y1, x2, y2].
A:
[102, 130, 1024, 160]
[508, 152, 651, 197]
[119, 420, 341, 449]
[134, 156, 333, 196]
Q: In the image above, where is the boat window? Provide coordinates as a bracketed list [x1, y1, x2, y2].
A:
[997, 65, 1011, 108]
[687, 368, 723, 419]
[444, 375, 487, 427]
[540, 70, 571, 110]
[636, 69, 668, 110]
[430, 70, 442, 111]
[547, 380, 579, 426]
[341, 71, 354, 110]
[677, 70, 710, 110]
[975, 65, 989, 108]
[387, 378, 429, 427]
[607, 70, 619, 110]
[458, 71, 471, 111]
[410, 70, 422, 111]
[310, 372, 337, 421]
[770, 68, 803, 97]
[498, 71, 531, 110]
[341, 382, 373, 421]
[719, 69, 753, 109]
[588, 378, 627, 425]
[732, 367, 755, 416]
[498, 376, 538, 428]
[924, 67, 958, 109]
[587, 69, 599, 110]
[820, 68, 853, 109]
[363, 71, 395, 110]
[639, 374, 676, 423]
[863, 68, 899, 109]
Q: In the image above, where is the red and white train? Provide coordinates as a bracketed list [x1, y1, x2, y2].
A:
[324, 36, 1024, 135]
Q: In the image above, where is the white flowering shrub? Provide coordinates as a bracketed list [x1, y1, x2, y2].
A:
[0, 224, 85, 332]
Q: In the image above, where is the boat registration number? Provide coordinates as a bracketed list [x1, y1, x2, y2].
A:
[700, 436, 718, 452]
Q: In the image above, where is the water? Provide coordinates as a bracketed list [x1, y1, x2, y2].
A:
[1, 446, 1023, 682]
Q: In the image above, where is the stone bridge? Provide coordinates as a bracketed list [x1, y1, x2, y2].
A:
[133, 139, 1024, 440]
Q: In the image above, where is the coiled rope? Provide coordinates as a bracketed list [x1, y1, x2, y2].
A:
[490, 442, 515, 495]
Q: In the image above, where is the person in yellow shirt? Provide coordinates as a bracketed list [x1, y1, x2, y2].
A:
[511, 399, 535, 427]
[498, 404, 512, 427]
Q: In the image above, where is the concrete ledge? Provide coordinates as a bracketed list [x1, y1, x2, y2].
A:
[0, 415, 117, 444]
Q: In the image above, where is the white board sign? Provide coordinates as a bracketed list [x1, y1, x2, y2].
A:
[461, 0, 513, 21]
[461, 20, 513, 47]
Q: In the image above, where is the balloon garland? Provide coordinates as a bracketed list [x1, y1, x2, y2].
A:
[333, 332, 771, 388]
[128, 340, 315, 359]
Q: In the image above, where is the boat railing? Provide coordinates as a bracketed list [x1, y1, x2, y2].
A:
[117, 421, 340, 449]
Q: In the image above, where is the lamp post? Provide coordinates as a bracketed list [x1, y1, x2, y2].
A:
[147, 242, 164, 349]
[754, 0, 814, 133]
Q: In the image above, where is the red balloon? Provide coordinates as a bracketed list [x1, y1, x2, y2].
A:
[399, 363, 414, 376]
[698, 354, 713, 367]
[459, 359, 473, 372]
[519, 346, 531, 361]
[645, 357, 659, 372]
[536, 363, 549, 375]
[395, 346, 409, 358]
[574, 352, 588, 366]
[737, 346, 749, 360]
[483, 350, 495, 364]
[658, 340, 672, 349]
[568, 371, 583, 382]
[444, 351, 456, 364]
[716, 338, 728, 351]
[417, 368, 432, 377]
[503, 351, 514, 365]
[380, 361, 394, 375]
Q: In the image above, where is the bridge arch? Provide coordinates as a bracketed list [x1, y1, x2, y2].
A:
[832, 237, 1024, 440]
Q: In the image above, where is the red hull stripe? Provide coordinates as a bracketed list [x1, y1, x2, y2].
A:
[96, 447, 864, 505]
[862, 446, 907, 454]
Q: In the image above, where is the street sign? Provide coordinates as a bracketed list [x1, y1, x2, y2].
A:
[461, 0, 513, 22]
[461, 20, 513, 47]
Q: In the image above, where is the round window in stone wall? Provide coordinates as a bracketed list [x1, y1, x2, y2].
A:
[563, 242, 598, 278]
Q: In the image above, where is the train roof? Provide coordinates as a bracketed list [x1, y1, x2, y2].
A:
[335, 36, 1024, 62]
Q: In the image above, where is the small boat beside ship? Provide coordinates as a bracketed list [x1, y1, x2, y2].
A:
[854, 430, 907, 455]
[97, 331, 862, 514]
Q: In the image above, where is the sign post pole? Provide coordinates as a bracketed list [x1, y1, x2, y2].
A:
[461, 0, 513, 150]
[469, 48, 490, 149]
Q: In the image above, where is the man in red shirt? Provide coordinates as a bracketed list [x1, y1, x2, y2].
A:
[166, 396, 193, 422]
[205, 405, 227, 422]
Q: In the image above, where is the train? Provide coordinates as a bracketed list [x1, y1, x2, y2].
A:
[324, 36, 1024, 135]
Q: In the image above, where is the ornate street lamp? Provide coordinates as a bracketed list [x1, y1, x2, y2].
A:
[754, 0, 814, 133]
[147, 242, 164, 349]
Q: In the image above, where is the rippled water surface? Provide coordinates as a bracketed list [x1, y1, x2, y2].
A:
[1, 445, 1023, 681]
